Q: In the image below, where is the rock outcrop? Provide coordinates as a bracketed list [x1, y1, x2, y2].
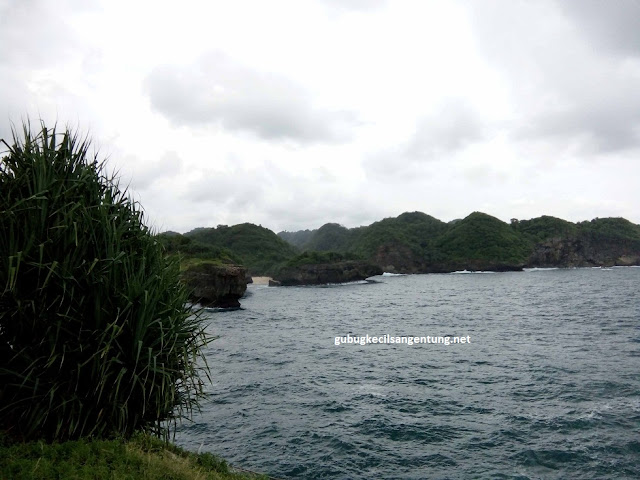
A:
[272, 261, 383, 286]
[180, 263, 247, 308]
[374, 243, 425, 273]
[528, 236, 640, 268]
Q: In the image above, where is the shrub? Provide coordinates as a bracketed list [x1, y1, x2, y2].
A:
[0, 122, 210, 441]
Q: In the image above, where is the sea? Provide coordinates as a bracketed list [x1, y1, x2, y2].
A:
[174, 267, 640, 479]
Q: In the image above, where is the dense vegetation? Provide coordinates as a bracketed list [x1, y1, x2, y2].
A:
[578, 217, 640, 247]
[160, 210, 640, 277]
[282, 250, 360, 268]
[157, 231, 241, 269]
[349, 211, 448, 261]
[277, 211, 640, 271]
[299, 223, 351, 252]
[0, 123, 210, 441]
[436, 212, 532, 265]
[277, 229, 314, 249]
[183, 223, 298, 275]
[511, 215, 578, 243]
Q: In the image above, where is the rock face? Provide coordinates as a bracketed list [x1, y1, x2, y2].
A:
[528, 237, 640, 268]
[181, 263, 247, 308]
[273, 261, 383, 286]
[374, 243, 425, 274]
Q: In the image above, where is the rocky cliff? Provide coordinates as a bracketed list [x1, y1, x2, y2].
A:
[273, 261, 383, 286]
[180, 263, 248, 308]
[528, 236, 640, 267]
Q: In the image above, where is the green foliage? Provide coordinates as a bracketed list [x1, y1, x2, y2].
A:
[301, 223, 351, 252]
[283, 250, 360, 268]
[280, 212, 450, 265]
[185, 223, 297, 275]
[349, 211, 448, 260]
[511, 215, 578, 243]
[157, 232, 240, 268]
[436, 212, 531, 264]
[0, 433, 267, 480]
[577, 217, 640, 244]
[0, 122, 210, 441]
[279, 211, 640, 271]
[277, 229, 314, 249]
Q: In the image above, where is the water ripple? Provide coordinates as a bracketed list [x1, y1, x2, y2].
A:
[175, 267, 640, 479]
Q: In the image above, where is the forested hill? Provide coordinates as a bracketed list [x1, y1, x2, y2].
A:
[158, 223, 298, 276]
[277, 212, 640, 273]
[158, 213, 640, 276]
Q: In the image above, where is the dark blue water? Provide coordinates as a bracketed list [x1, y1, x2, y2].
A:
[175, 267, 640, 479]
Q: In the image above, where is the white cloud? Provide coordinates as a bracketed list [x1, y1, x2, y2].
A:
[144, 52, 359, 143]
[1, 0, 639, 233]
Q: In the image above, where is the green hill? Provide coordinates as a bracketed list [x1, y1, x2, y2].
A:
[184, 223, 297, 275]
[436, 212, 531, 268]
[169, 212, 640, 276]
[278, 211, 640, 272]
[350, 211, 448, 260]
[301, 223, 352, 252]
[157, 232, 240, 268]
[277, 229, 314, 249]
[278, 211, 450, 272]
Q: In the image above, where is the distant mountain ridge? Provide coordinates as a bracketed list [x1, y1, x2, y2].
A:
[277, 212, 640, 273]
[159, 212, 640, 278]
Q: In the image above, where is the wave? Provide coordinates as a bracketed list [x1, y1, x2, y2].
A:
[450, 270, 496, 274]
[382, 272, 406, 276]
[524, 267, 560, 272]
[306, 279, 375, 288]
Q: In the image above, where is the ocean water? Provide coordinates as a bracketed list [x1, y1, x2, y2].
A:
[175, 267, 640, 479]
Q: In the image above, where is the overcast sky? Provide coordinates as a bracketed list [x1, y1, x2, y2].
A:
[2, 0, 639, 233]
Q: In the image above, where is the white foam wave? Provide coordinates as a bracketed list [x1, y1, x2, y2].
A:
[450, 270, 496, 274]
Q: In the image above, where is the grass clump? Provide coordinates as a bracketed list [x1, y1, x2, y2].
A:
[0, 433, 268, 480]
[0, 122, 210, 441]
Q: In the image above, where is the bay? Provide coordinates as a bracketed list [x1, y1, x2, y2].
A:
[175, 267, 640, 479]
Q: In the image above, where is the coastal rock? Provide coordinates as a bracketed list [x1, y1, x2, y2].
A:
[374, 243, 425, 274]
[528, 236, 640, 268]
[442, 260, 524, 272]
[181, 263, 247, 308]
[273, 261, 383, 286]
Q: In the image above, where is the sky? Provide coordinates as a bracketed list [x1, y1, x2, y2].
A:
[1, 0, 639, 233]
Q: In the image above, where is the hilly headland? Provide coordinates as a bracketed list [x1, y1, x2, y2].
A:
[280, 211, 640, 273]
[159, 212, 640, 297]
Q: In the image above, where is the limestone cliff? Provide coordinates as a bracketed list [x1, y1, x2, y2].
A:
[528, 236, 640, 267]
[180, 263, 247, 308]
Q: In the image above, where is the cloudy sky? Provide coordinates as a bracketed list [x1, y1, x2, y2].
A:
[2, 0, 639, 233]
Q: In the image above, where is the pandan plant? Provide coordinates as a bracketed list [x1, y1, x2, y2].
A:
[0, 122, 210, 441]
